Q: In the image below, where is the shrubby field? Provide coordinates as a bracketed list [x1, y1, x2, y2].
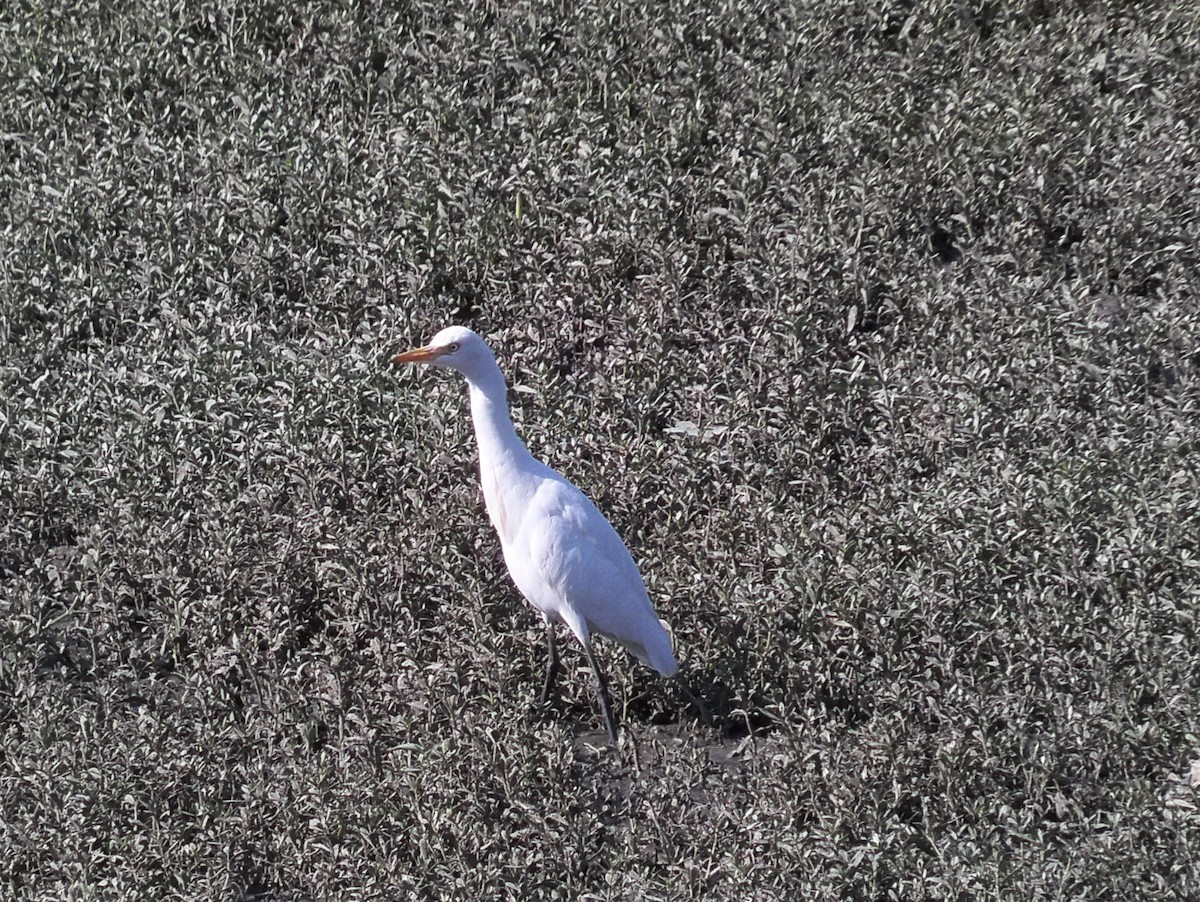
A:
[2, 0, 1198, 898]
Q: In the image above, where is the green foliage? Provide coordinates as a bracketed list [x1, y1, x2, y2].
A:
[2, 0, 1198, 898]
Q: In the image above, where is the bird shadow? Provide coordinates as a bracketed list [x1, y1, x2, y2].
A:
[663, 665, 780, 744]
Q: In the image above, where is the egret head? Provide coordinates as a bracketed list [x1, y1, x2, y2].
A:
[393, 326, 495, 378]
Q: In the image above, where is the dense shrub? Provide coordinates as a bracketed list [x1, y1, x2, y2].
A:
[2, 1, 1197, 898]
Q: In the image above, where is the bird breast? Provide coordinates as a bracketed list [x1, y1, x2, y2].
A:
[479, 456, 521, 547]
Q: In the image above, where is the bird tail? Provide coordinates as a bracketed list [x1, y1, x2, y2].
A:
[625, 619, 678, 677]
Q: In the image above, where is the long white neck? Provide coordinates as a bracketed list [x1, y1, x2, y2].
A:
[465, 360, 533, 469]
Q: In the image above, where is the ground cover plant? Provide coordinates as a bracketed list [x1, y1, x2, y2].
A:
[2, 0, 1199, 898]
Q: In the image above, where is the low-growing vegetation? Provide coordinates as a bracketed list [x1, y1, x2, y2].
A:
[1, 0, 1198, 898]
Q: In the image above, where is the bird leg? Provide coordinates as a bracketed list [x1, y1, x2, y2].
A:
[537, 619, 560, 708]
[582, 637, 619, 744]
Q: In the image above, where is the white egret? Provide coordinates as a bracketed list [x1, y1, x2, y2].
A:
[394, 326, 677, 742]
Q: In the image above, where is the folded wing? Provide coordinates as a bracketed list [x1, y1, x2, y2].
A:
[522, 476, 677, 677]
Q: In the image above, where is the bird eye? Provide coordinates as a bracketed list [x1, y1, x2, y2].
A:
[448, 342, 460, 353]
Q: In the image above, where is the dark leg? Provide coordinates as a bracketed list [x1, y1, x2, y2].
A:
[582, 637, 618, 743]
[538, 619, 560, 708]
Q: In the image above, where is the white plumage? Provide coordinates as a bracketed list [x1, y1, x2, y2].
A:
[394, 326, 676, 741]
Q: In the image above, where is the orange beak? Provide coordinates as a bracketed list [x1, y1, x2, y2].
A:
[392, 345, 445, 365]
